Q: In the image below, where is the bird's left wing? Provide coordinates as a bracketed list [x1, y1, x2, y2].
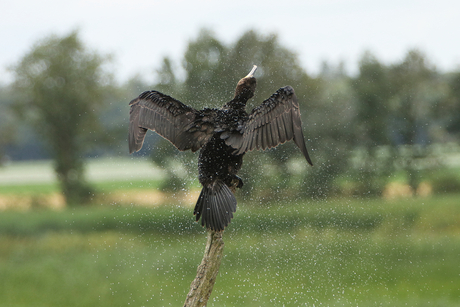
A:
[224, 86, 313, 165]
[129, 91, 217, 154]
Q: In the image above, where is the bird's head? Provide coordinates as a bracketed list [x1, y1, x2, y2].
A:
[234, 65, 257, 101]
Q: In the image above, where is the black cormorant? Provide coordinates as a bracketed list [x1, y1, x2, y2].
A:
[129, 65, 313, 231]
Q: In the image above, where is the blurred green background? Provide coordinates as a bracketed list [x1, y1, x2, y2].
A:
[1, 27, 460, 306]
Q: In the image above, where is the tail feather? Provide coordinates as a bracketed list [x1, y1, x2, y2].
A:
[194, 180, 237, 231]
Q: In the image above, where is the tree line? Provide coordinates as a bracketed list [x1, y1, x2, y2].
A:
[1, 29, 459, 204]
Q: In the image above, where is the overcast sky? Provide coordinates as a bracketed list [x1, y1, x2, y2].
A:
[1, 0, 459, 84]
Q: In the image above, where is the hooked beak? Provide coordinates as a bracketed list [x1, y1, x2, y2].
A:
[246, 65, 257, 77]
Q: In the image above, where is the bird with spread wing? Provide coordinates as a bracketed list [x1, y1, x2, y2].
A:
[129, 65, 313, 231]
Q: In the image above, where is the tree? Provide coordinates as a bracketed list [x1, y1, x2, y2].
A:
[387, 50, 439, 190]
[10, 30, 112, 205]
[302, 63, 356, 198]
[349, 52, 394, 196]
[353, 51, 391, 147]
[182, 29, 230, 108]
[444, 71, 460, 137]
[0, 85, 15, 164]
[388, 50, 435, 146]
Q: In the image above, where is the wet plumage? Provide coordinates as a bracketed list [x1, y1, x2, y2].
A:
[129, 65, 313, 231]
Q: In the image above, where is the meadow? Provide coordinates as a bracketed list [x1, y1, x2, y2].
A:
[0, 159, 459, 306]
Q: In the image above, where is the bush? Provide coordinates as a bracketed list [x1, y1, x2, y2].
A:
[430, 171, 460, 194]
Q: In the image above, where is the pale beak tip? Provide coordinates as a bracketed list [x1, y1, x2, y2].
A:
[246, 65, 257, 77]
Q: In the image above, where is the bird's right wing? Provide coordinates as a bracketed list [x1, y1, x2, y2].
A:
[224, 86, 313, 165]
[129, 91, 217, 153]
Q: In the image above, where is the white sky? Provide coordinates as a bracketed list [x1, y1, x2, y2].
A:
[1, 0, 459, 84]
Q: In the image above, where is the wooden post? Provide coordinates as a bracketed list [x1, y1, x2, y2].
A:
[183, 229, 225, 307]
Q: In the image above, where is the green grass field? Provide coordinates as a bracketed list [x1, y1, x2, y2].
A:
[1, 158, 459, 306]
[1, 194, 459, 306]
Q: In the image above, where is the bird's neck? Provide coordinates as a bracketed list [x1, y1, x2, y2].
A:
[222, 98, 247, 111]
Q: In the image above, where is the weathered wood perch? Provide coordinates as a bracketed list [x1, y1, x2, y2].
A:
[183, 230, 225, 307]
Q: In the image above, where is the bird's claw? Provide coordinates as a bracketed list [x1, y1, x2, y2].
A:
[233, 175, 244, 189]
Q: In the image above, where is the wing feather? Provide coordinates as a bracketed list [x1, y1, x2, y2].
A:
[269, 117, 278, 148]
[225, 86, 313, 165]
[261, 124, 268, 150]
[283, 111, 294, 140]
[277, 115, 287, 144]
[241, 132, 250, 153]
[256, 126, 263, 150]
[129, 91, 216, 154]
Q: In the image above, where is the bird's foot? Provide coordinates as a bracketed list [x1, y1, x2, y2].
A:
[232, 175, 244, 189]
